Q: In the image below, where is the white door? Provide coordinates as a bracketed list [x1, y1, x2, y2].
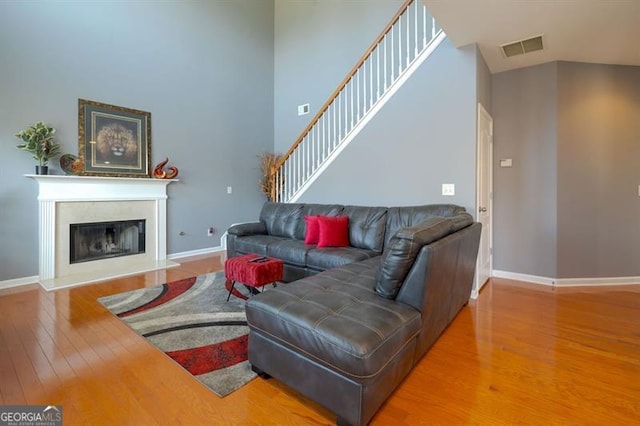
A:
[473, 103, 493, 298]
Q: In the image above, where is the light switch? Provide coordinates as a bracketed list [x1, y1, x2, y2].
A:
[500, 158, 513, 167]
[227, 186, 232, 194]
[442, 184, 455, 196]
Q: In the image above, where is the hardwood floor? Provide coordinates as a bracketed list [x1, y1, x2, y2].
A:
[1, 254, 638, 425]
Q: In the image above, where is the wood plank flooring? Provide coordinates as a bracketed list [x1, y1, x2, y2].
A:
[1, 254, 638, 425]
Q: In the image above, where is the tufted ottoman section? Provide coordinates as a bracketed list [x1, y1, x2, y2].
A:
[245, 257, 421, 379]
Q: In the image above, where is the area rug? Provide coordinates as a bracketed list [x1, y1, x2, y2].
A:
[98, 271, 256, 397]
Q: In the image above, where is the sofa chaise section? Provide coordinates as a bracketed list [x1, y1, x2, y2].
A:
[227, 202, 481, 425]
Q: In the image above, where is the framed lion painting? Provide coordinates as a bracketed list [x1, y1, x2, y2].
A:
[78, 99, 151, 177]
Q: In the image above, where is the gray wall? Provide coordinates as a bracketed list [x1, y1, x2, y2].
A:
[492, 61, 640, 279]
[556, 62, 640, 278]
[297, 38, 479, 214]
[0, 1, 274, 281]
[492, 62, 558, 277]
[274, 0, 403, 154]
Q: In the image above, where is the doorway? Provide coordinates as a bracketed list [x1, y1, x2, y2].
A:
[473, 103, 493, 298]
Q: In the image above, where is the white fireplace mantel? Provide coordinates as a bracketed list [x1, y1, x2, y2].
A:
[27, 174, 176, 201]
[27, 174, 179, 290]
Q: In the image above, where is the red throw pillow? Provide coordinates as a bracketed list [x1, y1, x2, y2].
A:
[317, 215, 350, 248]
[304, 215, 320, 245]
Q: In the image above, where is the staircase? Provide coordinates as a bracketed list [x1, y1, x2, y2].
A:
[270, 0, 445, 203]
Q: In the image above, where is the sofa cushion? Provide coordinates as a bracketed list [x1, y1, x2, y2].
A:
[306, 246, 379, 271]
[246, 258, 421, 378]
[384, 204, 466, 248]
[317, 215, 350, 248]
[234, 235, 289, 256]
[342, 206, 387, 252]
[376, 217, 459, 299]
[260, 202, 304, 239]
[304, 215, 320, 245]
[295, 204, 344, 240]
[267, 239, 313, 268]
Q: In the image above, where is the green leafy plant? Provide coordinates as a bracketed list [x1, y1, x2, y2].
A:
[15, 121, 61, 166]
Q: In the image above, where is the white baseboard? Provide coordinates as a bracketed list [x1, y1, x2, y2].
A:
[555, 276, 640, 287]
[492, 270, 556, 286]
[168, 245, 225, 260]
[492, 270, 640, 287]
[0, 275, 40, 291]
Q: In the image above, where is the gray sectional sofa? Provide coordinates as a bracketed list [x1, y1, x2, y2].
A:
[226, 202, 481, 425]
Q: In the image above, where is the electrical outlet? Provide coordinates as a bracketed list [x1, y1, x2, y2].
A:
[442, 184, 455, 196]
[207, 227, 214, 237]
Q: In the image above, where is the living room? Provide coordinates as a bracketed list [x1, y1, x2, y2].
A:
[0, 0, 638, 424]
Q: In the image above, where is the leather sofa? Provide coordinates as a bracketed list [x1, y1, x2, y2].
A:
[226, 202, 481, 425]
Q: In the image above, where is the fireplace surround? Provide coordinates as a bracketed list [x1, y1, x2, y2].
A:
[27, 174, 178, 290]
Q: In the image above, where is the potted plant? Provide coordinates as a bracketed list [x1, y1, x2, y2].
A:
[15, 121, 61, 175]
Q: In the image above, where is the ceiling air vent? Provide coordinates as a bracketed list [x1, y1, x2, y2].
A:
[500, 35, 544, 58]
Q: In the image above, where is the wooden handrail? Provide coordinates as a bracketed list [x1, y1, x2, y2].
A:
[273, 0, 415, 171]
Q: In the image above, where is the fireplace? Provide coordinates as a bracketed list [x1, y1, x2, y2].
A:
[28, 174, 178, 290]
[70, 219, 146, 264]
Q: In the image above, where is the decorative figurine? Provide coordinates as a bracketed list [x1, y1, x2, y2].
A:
[153, 157, 179, 179]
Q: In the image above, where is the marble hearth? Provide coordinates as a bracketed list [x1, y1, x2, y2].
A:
[28, 175, 179, 290]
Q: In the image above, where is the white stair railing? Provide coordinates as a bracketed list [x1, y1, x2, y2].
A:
[271, 0, 445, 203]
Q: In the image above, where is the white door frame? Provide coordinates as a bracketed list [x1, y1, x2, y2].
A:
[473, 103, 493, 299]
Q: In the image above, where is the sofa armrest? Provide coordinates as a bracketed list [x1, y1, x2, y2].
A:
[396, 221, 481, 359]
[375, 213, 473, 299]
[228, 221, 267, 237]
[394, 215, 477, 310]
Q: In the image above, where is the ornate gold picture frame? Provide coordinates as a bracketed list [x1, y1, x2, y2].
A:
[78, 99, 151, 177]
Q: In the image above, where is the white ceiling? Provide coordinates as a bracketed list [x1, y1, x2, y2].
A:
[424, 0, 640, 74]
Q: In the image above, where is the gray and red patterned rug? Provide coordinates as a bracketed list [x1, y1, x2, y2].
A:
[98, 271, 256, 397]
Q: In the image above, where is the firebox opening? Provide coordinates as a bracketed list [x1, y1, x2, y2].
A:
[70, 219, 146, 264]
